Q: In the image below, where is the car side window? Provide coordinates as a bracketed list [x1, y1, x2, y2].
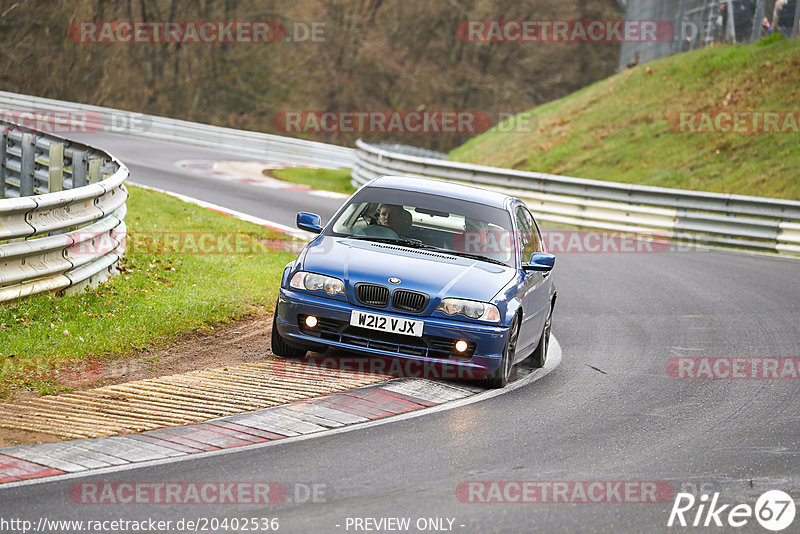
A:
[532, 216, 544, 253]
[515, 206, 538, 261]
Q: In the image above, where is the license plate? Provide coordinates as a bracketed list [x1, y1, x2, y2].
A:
[350, 310, 424, 337]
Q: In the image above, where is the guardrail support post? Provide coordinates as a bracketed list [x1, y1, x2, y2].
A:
[73, 150, 88, 187]
[0, 131, 6, 199]
[48, 142, 64, 193]
[20, 133, 35, 197]
[793, 0, 800, 38]
[100, 163, 115, 181]
[725, 0, 736, 41]
[88, 157, 101, 184]
[674, 0, 687, 54]
[751, 0, 766, 41]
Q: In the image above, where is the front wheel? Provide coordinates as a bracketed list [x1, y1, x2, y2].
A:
[270, 311, 308, 358]
[527, 309, 552, 369]
[485, 317, 519, 389]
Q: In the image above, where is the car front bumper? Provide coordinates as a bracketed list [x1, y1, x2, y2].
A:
[275, 288, 509, 378]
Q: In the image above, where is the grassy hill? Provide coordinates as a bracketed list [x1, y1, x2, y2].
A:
[449, 35, 800, 201]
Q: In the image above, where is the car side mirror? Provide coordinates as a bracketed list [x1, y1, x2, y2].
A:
[522, 252, 555, 272]
[297, 212, 323, 234]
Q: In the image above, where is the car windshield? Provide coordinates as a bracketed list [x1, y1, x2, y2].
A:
[326, 186, 515, 267]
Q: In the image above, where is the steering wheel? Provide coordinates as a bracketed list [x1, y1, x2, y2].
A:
[353, 224, 400, 239]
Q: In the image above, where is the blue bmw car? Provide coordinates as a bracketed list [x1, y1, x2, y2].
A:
[271, 176, 556, 388]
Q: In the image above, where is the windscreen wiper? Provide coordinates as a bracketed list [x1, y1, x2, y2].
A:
[441, 250, 510, 267]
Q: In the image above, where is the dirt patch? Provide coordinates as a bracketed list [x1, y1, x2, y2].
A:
[84, 313, 273, 388]
[0, 312, 276, 447]
[0, 427, 63, 448]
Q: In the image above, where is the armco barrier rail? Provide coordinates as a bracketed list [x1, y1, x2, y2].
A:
[4, 91, 798, 257]
[0, 91, 354, 169]
[352, 140, 800, 255]
[0, 120, 128, 303]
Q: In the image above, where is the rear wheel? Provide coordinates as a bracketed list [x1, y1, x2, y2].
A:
[527, 309, 552, 369]
[270, 310, 308, 358]
[485, 317, 519, 389]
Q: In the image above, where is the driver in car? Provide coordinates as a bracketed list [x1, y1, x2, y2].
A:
[377, 203, 412, 236]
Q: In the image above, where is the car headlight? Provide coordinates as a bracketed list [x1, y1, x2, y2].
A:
[290, 271, 345, 296]
[436, 298, 500, 322]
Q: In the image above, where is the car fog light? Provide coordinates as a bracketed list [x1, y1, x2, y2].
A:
[305, 315, 319, 328]
[454, 340, 469, 353]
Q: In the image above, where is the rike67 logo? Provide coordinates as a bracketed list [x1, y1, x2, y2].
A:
[668, 490, 796, 531]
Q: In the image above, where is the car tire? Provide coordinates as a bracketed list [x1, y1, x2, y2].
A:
[527, 309, 552, 369]
[485, 316, 519, 389]
[270, 312, 308, 358]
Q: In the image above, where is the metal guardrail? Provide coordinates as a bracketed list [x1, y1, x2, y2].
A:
[352, 140, 800, 255]
[0, 121, 128, 302]
[5, 90, 798, 258]
[0, 91, 355, 169]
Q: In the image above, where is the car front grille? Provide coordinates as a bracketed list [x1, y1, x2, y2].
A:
[354, 284, 429, 314]
[297, 315, 475, 360]
[355, 283, 390, 307]
[391, 289, 429, 313]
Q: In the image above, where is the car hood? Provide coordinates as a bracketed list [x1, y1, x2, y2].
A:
[301, 236, 515, 304]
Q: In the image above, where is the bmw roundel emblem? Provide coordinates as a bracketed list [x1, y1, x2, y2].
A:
[388, 277, 401, 285]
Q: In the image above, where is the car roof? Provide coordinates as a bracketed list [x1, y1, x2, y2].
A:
[368, 176, 513, 209]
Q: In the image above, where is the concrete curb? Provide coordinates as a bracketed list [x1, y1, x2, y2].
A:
[0, 379, 479, 484]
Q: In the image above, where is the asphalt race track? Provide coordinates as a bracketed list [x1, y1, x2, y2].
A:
[70, 132, 347, 227]
[1, 133, 798, 533]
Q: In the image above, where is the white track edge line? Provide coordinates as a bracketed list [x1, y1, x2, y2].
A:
[127, 181, 313, 240]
